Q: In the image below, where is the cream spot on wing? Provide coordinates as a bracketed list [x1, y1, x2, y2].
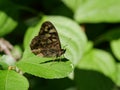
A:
[37, 53, 44, 57]
[45, 27, 48, 32]
[32, 49, 41, 54]
[47, 39, 52, 43]
[52, 39, 57, 41]
[49, 29, 56, 33]
[45, 34, 51, 37]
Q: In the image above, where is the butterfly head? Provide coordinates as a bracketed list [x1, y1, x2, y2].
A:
[57, 49, 66, 57]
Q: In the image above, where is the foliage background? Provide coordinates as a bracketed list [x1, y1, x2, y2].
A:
[0, 0, 120, 90]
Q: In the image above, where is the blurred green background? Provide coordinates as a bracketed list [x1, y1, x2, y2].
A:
[0, 0, 120, 90]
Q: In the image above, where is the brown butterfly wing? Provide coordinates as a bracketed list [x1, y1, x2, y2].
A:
[30, 21, 66, 57]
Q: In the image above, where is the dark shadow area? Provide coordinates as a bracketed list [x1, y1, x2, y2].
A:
[84, 23, 120, 51]
[0, 65, 4, 70]
[24, 67, 117, 90]
[24, 73, 75, 90]
[0, 0, 73, 21]
[40, 58, 69, 64]
[74, 68, 116, 90]
[85, 23, 120, 41]
[12, 0, 73, 18]
[0, 0, 73, 45]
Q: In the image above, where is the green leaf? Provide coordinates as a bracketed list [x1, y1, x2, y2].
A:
[84, 41, 93, 54]
[74, 0, 120, 23]
[110, 39, 120, 60]
[116, 64, 120, 86]
[0, 11, 17, 36]
[62, 0, 86, 12]
[0, 70, 29, 90]
[0, 55, 16, 66]
[18, 16, 87, 79]
[24, 16, 87, 64]
[17, 56, 73, 79]
[11, 45, 23, 60]
[77, 49, 117, 83]
[0, 61, 8, 70]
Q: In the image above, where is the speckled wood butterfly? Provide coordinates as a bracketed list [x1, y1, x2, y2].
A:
[30, 21, 66, 57]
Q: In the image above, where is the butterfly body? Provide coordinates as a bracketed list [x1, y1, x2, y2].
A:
[30, 21, 66, 57]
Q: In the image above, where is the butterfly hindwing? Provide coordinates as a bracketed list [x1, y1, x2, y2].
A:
[30, 21, 66, 57]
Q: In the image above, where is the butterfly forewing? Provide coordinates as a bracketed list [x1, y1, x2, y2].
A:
[30, 21, 66, 57]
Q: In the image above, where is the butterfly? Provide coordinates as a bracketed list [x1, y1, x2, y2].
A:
[30, 21, 66, 57]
